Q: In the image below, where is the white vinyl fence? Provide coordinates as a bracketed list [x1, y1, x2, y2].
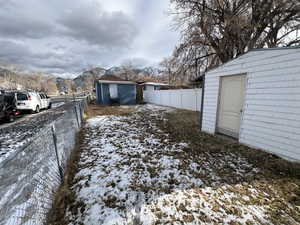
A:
[144, 89, 202, 111]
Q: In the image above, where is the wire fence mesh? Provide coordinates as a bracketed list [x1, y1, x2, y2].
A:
[0, 98, 88, 225]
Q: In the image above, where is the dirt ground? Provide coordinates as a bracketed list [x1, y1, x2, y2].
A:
[48, 104, 300, 225]
[85, 104, 137, 118]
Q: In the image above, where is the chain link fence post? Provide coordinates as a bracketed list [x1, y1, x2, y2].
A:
[74, 105, 80, 128]
[51, 125, 64, 184]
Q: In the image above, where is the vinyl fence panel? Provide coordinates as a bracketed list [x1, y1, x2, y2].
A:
[144, 89, 202, 111]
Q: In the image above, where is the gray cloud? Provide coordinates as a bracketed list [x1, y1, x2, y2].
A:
[58, 4, 138, 48]
[0, 0, 179, 75]
[0, 0, 17, 8]
[0, 14, 54, 39]
[0, 40, 32, 64]
[0, 0, 55, 39]
[0, 40, 80, 74]
[121, 57, 151, 68]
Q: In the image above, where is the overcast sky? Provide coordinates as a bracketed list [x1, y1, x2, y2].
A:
[0, 0, 179, 76]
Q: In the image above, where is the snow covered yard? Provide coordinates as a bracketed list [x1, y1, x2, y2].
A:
[49, 104, 300, 225]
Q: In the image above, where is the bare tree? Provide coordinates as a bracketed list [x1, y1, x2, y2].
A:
[159, 57, 175, 85]
[41, 78, 59, 95]
[120, 61, 139, 80]
[171, 0, 300, 73]
[0, 62, 23, 72]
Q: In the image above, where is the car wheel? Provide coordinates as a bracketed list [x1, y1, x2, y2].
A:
[6, 114, 15, 123]
[35, 105, 40, 113]
[48, 103, 52, 109]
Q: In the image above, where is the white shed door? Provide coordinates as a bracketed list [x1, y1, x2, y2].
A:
[217, 75, 246, 138]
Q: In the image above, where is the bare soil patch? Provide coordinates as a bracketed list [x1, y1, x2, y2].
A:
[85, 105, 136, 118]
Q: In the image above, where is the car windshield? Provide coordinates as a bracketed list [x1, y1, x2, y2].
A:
[17, 93, 28, 101]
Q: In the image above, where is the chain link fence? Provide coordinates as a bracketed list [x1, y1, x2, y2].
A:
[0, 98, 88, 225]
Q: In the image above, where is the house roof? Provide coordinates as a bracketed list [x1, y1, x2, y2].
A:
[135, 76, 168, 84]
[142, 82, 169, 86]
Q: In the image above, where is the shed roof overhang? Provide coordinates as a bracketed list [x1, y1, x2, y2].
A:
[97, 80, 136, 85]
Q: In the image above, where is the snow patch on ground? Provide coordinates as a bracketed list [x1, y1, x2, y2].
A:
[87, 116, 110, 127]
[64, 104, 291, 225]
[52, 102, 65, 109]
[0, 130, 33, 164]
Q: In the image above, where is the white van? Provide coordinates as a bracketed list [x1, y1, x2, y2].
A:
[16, 91, 51, 113]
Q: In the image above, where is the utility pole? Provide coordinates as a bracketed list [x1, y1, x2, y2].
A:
[168, 68, 171, 85]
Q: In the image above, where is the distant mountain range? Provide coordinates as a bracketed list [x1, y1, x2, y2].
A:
[73, 67, 106, 91]
[0, 67, 58, 94]
[72, 66, 165, 92]
[0, 66, 166, 95]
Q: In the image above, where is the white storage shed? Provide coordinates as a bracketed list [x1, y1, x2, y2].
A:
[201, 47, 300, 161]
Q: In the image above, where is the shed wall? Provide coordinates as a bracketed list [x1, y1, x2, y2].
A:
[202, 48, 300, 161]
[118, 84, 136, 105]
[96, 82, 102, 104]
[96, 82, 136, 105]
[102, 84, 111, 105]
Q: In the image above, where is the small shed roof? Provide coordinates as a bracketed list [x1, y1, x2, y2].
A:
[98, 80, 136, 84]
[206, 46, 300, 75]
[99, 75, 126, 81]
[97, 75, 136, 85]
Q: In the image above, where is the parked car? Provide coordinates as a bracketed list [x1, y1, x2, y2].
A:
[0, 92, 20, 122]
[16, 91, 51, 113]
[39, 93, 52, 109]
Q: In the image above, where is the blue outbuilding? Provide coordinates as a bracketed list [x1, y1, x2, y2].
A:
[95, 75, 137, 105]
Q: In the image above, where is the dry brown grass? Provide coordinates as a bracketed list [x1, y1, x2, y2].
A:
[47, 128, 86, 225]
[47, 105, 300, 224]
[85, 104, 136, 118]
[159, 109, 300, 180]
[155, 109, 300, 224]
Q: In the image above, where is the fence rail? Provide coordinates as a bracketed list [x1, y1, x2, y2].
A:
[0, 98, 88, 225]
[50, 92, 92, 104]
[144, 89, 202, 111]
